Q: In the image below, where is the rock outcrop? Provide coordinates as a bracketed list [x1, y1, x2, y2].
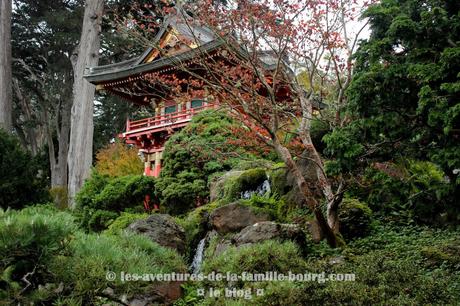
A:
[128, 214, 186, 255]
[233, 221, 306, 247]
[209, 202, 270, 234]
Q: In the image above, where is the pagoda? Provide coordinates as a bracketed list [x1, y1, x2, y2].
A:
[85, 7, 296, 178]
[85, 8, 222, 177]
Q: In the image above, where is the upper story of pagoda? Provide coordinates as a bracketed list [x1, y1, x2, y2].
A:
[84, 7, 220, 106]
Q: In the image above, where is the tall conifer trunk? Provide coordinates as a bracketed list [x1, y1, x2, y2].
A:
[0, 0, 12, 131]
[68, 0, 104, 207]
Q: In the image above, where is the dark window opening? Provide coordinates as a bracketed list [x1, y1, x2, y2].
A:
[191, 99, 203, 108]
[165, 105, 177, 114]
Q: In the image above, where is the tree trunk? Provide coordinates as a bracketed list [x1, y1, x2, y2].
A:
[54, 98, 71, 188]
[12, 78, 40, 155]
[67, 0, 104, 207]
[295, 86, 343, 234]
[0, 0, 12, 131]
[272, 137, 337, 247]
[44, 99, 71, 190]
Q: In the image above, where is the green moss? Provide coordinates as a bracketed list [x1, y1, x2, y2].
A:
[222, 168, 268, 202]
[268, 165, 289, 196]
[174, 201, 221, 261]
[421, 244, 460, 269]
[339, 197, 373, 240]
[103, 212, 148, 235]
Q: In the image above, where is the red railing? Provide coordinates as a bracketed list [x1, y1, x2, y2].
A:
[126, 104, 213, 132]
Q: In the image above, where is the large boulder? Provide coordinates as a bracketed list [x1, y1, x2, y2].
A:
[209, 168, 270, 202]
[232, 221, 306, 248]
[209, 170, 244, 202]
[128, 214, 186, 254]
[209, 202, 270, 234]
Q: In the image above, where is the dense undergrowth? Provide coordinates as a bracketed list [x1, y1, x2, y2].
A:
[175, 223, 460, 305]
[0, 205, 185, 305]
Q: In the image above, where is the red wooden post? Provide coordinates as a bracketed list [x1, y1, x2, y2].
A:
[144, 194, 151, 211]
[144, 162, 152, 176]
[153, 160, 161, 177]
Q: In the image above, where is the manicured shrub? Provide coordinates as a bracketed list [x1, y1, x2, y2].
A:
[104, 212, 148, 235]
[74, 172, 155, 231]
[157, 111, 243, 214]
[157, 110, 272, 215]
[0, 129, 49, 209]
[0, 205, 77, 304]
[76, 172, 156, 211]
[50, 231, 186, 304]
[338, 197, 373, 240]
[157, 176, 207, 215]
[74, 171, 110, 209]
[0, 205, 186, 305]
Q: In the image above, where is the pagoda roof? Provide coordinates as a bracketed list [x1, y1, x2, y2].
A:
[84, 38, 225, 84]
[84, 7, 219, 85]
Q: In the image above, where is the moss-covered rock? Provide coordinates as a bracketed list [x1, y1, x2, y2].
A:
[209, 202, 271, 234]
[174, 201, 221, 261]
[339, 197, 373, 240]
[103, 212, 148, 235]
[210, 168, 270, 203]
[128, 214, 187, 254]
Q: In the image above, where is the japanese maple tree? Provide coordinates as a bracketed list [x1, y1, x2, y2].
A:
[122, 0, 371, 246]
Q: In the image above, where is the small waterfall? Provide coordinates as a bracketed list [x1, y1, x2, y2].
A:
[241, 177, 271, 199]
[190, 238, 206, 274]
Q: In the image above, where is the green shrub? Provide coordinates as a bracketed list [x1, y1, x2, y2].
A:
[0, 205, 77, 304]
[74, 172, 155, 231]
[355, 159, 454, 224]
[74, 171, 110, 209]
[49, 231, 186, 304]
[104, 212, 148, 235]
[157, 176, 207, 215]
[76, 172, 155, 212]
[338, 197, 373, 240]
[0, 205, 186, 305]
[202, 240, 307, 279]
[157, 110, 272, 215]
[0, 129, 49, 209]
